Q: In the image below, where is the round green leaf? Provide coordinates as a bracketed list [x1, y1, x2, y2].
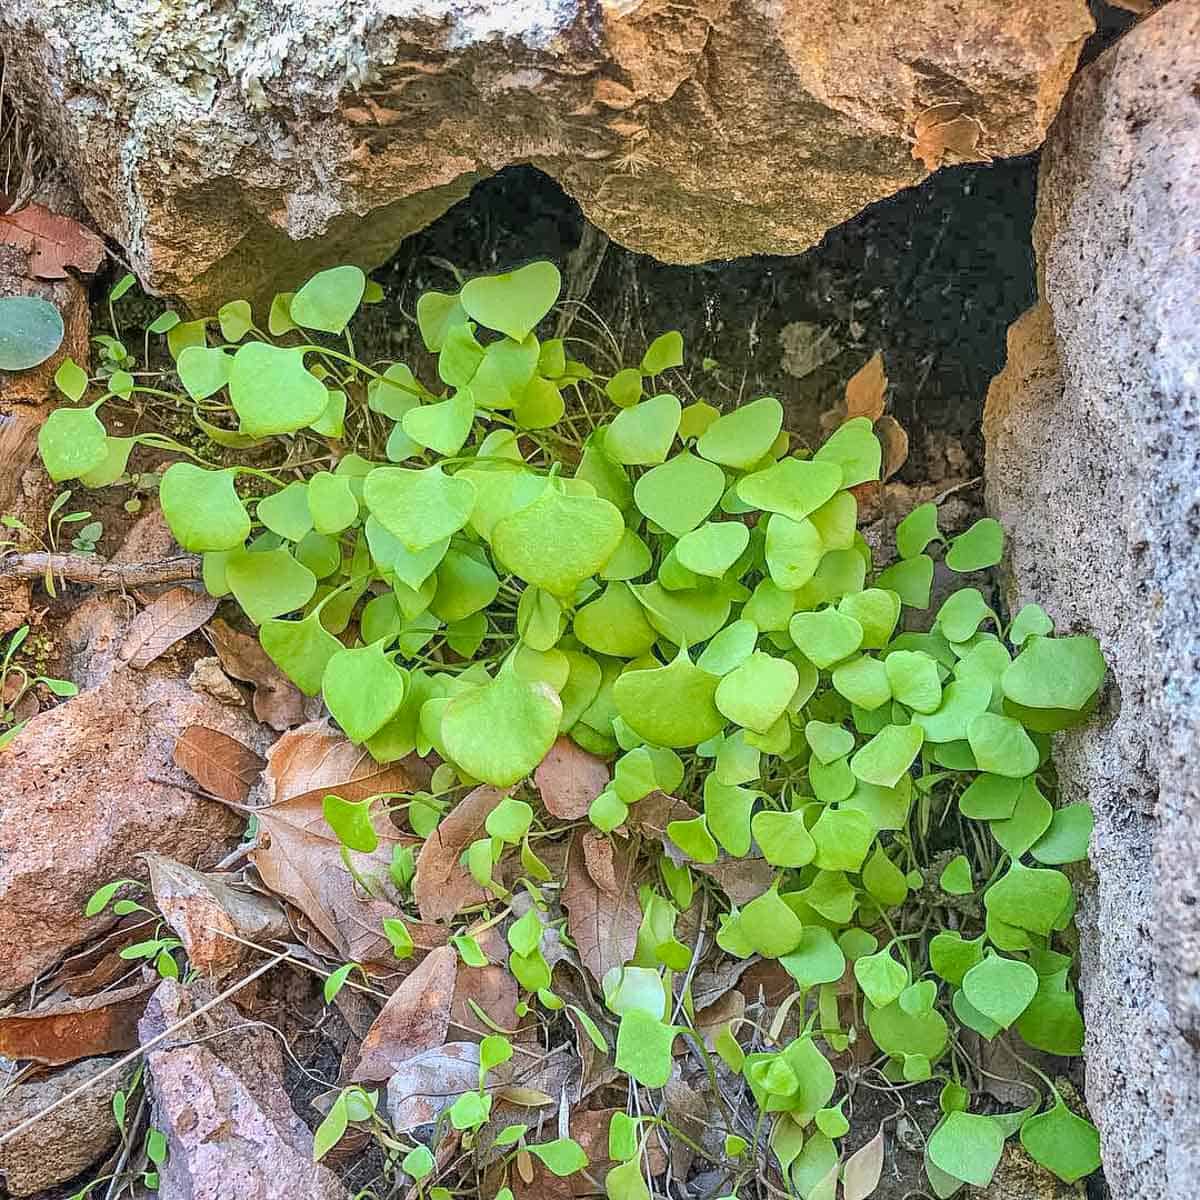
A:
[0, 296, 64, 370]
[936, 588, 990, 643]
[615, 1010, 676, 1087]
[739, 886, 805, 958]
[218, 299, 253, 342]
[1020, 1102, 1101, 1183]
[862, 844, 909, 906]
[635, 581, 731, 647]
[673, 522, 747, 581]
[962, 955, 1037, 1029]
[667, 815, 718, 863]
[416, 290, 465, 351]
[813, 417, 881, 487]
[37, 406, 108, 483]
[911, 678, 991, 743]
[261, 610, 343, 695]
[290, 265, 366, 334]
[854, 949, 907, 1008]
[697, 618, 758, 676]
[850, 724, 924, 787]
[696, 396, 784, 470]
[460, 262, 561, 342]
[788, 609, 863, 669]
[780, 927, 845, 989]
[927, 1112, 1004, 1188]
[736, 458, 842, 523]
[764, 513, 822, 590]
[160, 464, 250, 552]
[323, 642, 406, 741]
[1030, 803, 1093, 864]
[307, 471, 358, 535]
[714, 651, 799, 734]
[831, 655, 891, 710]
[1016, 984, 1084, 1056]
[402, 389, 474, 455]
[805, 720, 854, 764]
[177, 346, 232, 400]
[225, 547, 317, 624]
[810, 807, 874, 872]
[229, 343, 328, 435]
[929, 931, 985, 986]
[613, 650, 724, 748]
[945, 517, 1003, 571]
[323, 793, 380, 853]
[363, 465, 476, 552]
[966, 713, 1039, 778]
[442, 670, 562, 786]
[990, 778, 1054, 856]
[752, 809, 816, 868]
[875, 555, 933, 609]
[258, 481, 313, 542]
[1001, 635, 1105, 713]
[606, 394, 683, 466]
[633, 451, 725, 537]
[573, 582, 657, 658]
[983, 862, 1072, 936]
[493, 483, 624, 597]
[1009, 603, 1053, 647]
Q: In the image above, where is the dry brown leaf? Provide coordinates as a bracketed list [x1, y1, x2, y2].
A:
[206, 617, 306, 731]
[0, 980, 155, 1065]
[534, 737, 610, 820]
[144, 854, 289, 976]
[0, 204, 105, 279]
[694, 854, 774, 906]
[387, 1041, 481, 1131]
[50, 917, 157, 996]
[413, 785, 505, 922]
[694, 987, 745, 1049]
[843, 1126, 886, 1200]
[353, 945, 457, 1081]
[876, 414, 909, 480]
[627, 791, 699, 842]
[119, 585, 219, 669]
[172, 725, 265, 804]
[844, 351, 887, 422]
[561, 834, 641, 984]
[911, 103, 984, 171]
[450, 960, 519, 1040]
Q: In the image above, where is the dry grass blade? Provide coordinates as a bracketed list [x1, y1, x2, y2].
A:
[119, 585, 219, 669]
[172, 724, 265, 804]
[561, 833, 641, 984]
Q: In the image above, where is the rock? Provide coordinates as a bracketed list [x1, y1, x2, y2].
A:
[983, 5, 1200, 1196]
[0, 1055, 123, 1196]
[0, 663, 273, 995]
[140, 979, 348, 1200]
[0, 0, 1092, 310]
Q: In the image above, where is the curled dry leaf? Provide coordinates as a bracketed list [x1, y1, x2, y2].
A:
[911, 102, 984, 171]
[844, 351, 887, 422]
[144, 853, 289, 976]
[353, 945, 457, 1082]
[387, 1040, 481, 1132]
[534, 736, 611, 820]
[413, 785, 506, 922]
[0, 980, 155, 1066]
[206, 617, 306, 730]
[561, 833, 641, 984]
[119, 585, 219, 669]
[172, 724, 265, 804]
[843, 1126, 886, 1200]
[0, 204, 105, 279]
[876, 414, 909, 480]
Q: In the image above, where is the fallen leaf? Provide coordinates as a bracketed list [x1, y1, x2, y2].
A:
[413, 785, 506, 922]
[911, 103, 984, 171]
[627, 791, 699, 842]
[172, 725, 265, 804]
[353, 945, 457, 1081]
[561, 833, 641, 984]
[0, 980, 155, 1065]
[189, 656, 247, 706]
[735, 959, 795, 1008]
[535, 737, 610, 820]
[581, 833, 620, 896]
[119, 585, 219, 669]
[144, 854, 289, 976]
[694, 854, 775, 906]
[51, 916, 157, 996]
[206, 617, 306, 731]
[693, 988, 745, 1049]
[844, 351, 887, 421]
[876, 415, 909, 480]
[843, 1127, 886, 1200]
[387, 1041, 481, 1131]
[451, 960, 520, 1040]
[663, 1063, 709, 1177]
[0, 204, 105, 279]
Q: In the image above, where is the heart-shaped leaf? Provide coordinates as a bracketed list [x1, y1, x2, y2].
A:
[696, 396, 783, 469]
[363, 465, 476, 551]
[714, 651, 799, 734]
[460, 262, 561, 341]
[323, 642, 406, 741]
[225, 547, 317, 624]
[290, 265, 366, 334]
[813, 417, 881, 487]
[160, 463, 250, 552]
[38, 406, 108, 482]
[736, 458, 842, 522]
[633, 451, 725, 536]
[229, 343, 328, 435]
[613, 650, 724, 748]
[260, 610, 343, 695]
[605, 394, 682, 465]
[402, 389, 475, 455]
[177, 346, 232, 400]
[962, 954, 1037, 1028]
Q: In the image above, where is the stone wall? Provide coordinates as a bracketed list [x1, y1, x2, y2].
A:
[984, 4, 1200, 1195]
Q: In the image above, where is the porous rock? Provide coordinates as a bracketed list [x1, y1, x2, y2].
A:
[140, 979, 348, 1200]
[0, 659, 272, 996]
[0, 0, 1092, 310]
[983, 4, 1200, 1196]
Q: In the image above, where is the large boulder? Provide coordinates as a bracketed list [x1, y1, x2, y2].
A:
[0, 0, 1091, 311]
[984, 4, 1200, 1196]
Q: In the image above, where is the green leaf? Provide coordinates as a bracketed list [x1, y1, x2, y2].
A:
[929, 931, 985, 986]
[697, 619, 758, 676]
[323, 642, 406, 741]
[714, 651, 799, 734]
[696, 396, 784, 470]
[911, 679, 991, 743]
[1009, 603, 1053, 647]
[225, 547, 317, 624]
[813, 417, 881, 487]
[229, 344, 328, 435]
[323, 794, 379, 853]
[765, 514, 823, 589]
[875, 555, 933, 609]
[261, 610, 343, 696]
[641, 330, 683, 374]
[966, 713, 1039, 778]
[218, 299, 254, 342]
[0, 296, 64, 369]
[454, 934, 490, 967]
[382, 917, 414, 960]
[605, 394, 682, 465]
[147, 309, 181, 335]
[1001, 635, 1105, 713]
[936, 588, 990, 643]
[160, 464, 250, 552]
[850, 724, 924, 787]
[416, 290, 464, 351]
[54, 357, 88, 401]
[780, 927, 845, 989]
[402, 389, 475, 455]
[167, 318, 207, 359]
[363, 465, 476, 552]
[307, 472, 359, 535]
[485, 796, 534, 843]
[310, 389, 347, 437]
[442, 670, 562, 786]
[402, 1145, 435, 1182]
[1020, 1102, 1101, 1183]
[810, 807, 874, 872]
[1030, 803, 1093, 864]
[945, 517, 1003, 571]
[460, 262, 561, 341]
[927, 1112, 1004, 1188]
[854, 949, 907, 1007]
[862, 845, 909, 906]
[831, 656, 892, 710]
[991, 777, 1054, 855]
[573, 582, 657, 658]
[109, 274, 136, 302]
[739, 886, 804, 957]
[938, 855, 973, 895]
[958, 773, 1021, 819]
[1016, 982, 1084, 1055]
[884, 650, 942, 714]
[896, 502, 940, 559]
[38, 407, 108, 483]
[257, 481, 313, 542]
[667, 815, 718, 863]
[789, 609, 864, 669]
[291, 265, 365, 333]
[493, 483, 624, 597]
[962, 955, 1037, 1029]
[635, 580, 731, 647]
[805, 720, 854, 764]
[605, 1157, 651, 1200]
[605, 366, 642, 408]
[613, 650, 724, 748]
[177, 346, 232, 400]
[616, 1010, 675, 1087]
[984, 862, 1072, 936]
[449, 1090, 491, 1130]
[736, 457, 842, 523]
[633, 451, 725, 537]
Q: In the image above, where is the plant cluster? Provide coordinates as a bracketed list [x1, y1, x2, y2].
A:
[39, 262, 1107, 1198]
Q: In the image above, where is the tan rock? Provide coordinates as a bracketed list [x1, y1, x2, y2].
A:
[0, 0, 1092, 311]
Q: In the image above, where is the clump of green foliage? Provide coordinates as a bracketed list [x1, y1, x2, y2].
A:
[43, 263, 1106, 1197]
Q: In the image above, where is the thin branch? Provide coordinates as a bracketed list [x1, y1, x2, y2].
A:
[0, 553, 202, 588]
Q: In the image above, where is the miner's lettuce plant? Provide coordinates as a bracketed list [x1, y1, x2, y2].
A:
[41, 262, 1106, 1195]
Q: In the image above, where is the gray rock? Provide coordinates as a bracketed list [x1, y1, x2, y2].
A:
[0, 1056, 122, 1196]
[0, 0, 1092, 310]
[983, 4, 1200, 1196]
